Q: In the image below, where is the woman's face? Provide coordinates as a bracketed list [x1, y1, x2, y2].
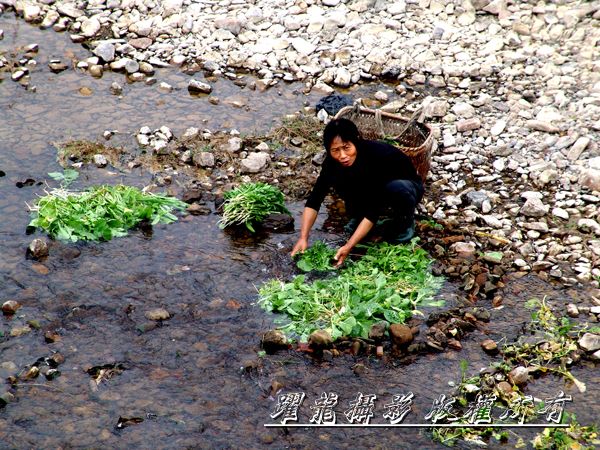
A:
[329, 136, 357, 167]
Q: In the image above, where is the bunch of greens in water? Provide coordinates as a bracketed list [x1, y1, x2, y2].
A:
[258, 240, 444, 341]
[219, 182, 289, 232]
[295, 241, 337, 272]
[28, 185, 188, 242]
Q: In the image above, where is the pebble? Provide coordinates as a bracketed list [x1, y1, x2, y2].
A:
[188, 79, 212, 94]
[309, 330, 333, 348]
[578, 333, 600, 352]
[144, 308, 170, 321]
[2, 300, 21, 315]
[389, 324, 413, 346]
[262, 330, 288, 353]
[28, 238, 48, 259]
[481, 339, 498, 354]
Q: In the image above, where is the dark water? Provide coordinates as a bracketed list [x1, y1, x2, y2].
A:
[1, 13, 598, 450]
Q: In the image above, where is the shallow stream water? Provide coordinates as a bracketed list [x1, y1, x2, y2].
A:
[1, 13, 597, 449]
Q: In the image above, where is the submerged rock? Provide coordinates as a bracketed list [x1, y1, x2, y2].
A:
[2, 300, 21, 315]
[144, 308, 170, 321]
[28, 238, 49, 259]
[262, 329, 288, 353]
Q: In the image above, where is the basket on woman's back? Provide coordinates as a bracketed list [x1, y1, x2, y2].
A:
[334, 105, 435, 182]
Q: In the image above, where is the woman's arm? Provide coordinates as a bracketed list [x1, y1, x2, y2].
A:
[290, 207, 319, 256]
[334, 217, 374, 266]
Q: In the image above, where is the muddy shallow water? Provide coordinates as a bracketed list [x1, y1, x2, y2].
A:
[1, 13, 598, 449]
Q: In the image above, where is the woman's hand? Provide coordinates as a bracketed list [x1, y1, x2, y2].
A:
[334, 244, 351, 267]
[290, 237, 308, 257]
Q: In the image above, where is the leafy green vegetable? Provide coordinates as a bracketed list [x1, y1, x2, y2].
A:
[219, 182, 290, 232]
[28, 185, 188, 242]
[258, 240, 443, 341]
[48, 169, 79, 187]
[295, 241, 337, 272]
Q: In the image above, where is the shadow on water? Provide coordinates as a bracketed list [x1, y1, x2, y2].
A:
[0, 12, 597, 450]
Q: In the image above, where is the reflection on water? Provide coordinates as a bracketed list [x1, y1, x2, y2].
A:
[1, 12, 597, 450]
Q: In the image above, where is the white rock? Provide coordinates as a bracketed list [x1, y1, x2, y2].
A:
[23, 4, 41, 22]
[567, 137, 590, 161]
[492, 159, 505, 172]
[323, 0, 341, 5]
[490, 120, 506, 137]
[93, 154, 108, 168]
[452, 241, 476, 256]
[188, 79, 212, 94]
[520, 199, 549, 217]
[580, 169, 600, 191]
[93, 42, 115, 62]
[224, 137, 242, 153]
[388, 2, 406, 14]
[451, 103, 475, 118]
[241, 152, 270, 173]
[137, 134, 149, 146]
[182, 127, 199, 139]
[536, 106, 564, 123]
[163, 0, 183, 17]
[578, 333, 600, 352]
[291, 38, 316, 56]
[334, 68, 351, 87]
[578, 219, 600, 235]
[159, 82, 173, 92]
[193, 151, 215, 168]
[552, 208, 569, 220]
[57, 3, 84, 19]
[81, 18, 101, 38]
[424, 100, 449, 117]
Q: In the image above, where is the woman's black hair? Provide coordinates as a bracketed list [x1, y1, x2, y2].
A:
[323, 118, 362, 153]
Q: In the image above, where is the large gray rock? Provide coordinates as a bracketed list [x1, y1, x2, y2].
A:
[23, 4, 41, 22]
[188, 79, 212, 94]
[567, 137, 590, 161]
[81, 17, 101, 37]
[93, 42, 115, 62]
[578, 219, 600, 235]
[520, 198, 549, 217]
[578, 333, 600, 352]
[580, 169, 600, 191]
[193, 151, 215, 168]
[240, 152, 270, 173]
[57, 3, 84, 19]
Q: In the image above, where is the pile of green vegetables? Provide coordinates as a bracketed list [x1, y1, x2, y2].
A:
[28, 185, 188, 242]
[219, 182, 289, 232]
[294, 241, 337, 272]
[259, 240, 444, 341]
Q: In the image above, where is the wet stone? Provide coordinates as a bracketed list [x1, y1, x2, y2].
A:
[481, 339, 498, 354]
[368, 321, 388, 342]
[508, 366, 530, 386]
[567, 304, 580, 318]
[578, 333, 600, 352]
[261, 213, 294, 232]
[309, 330, 333, 348]
[0, 391, 15, 407]
[389, 324, 413, 346]
[144, 308, 170, 321]
[262, 330, 288, 353]
[186, 204, 211, 215]
[48, 61, 68, 73]
[2, 300, 20, 315]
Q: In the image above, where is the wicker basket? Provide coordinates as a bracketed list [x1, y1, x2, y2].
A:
[334, 105, 435, 182]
